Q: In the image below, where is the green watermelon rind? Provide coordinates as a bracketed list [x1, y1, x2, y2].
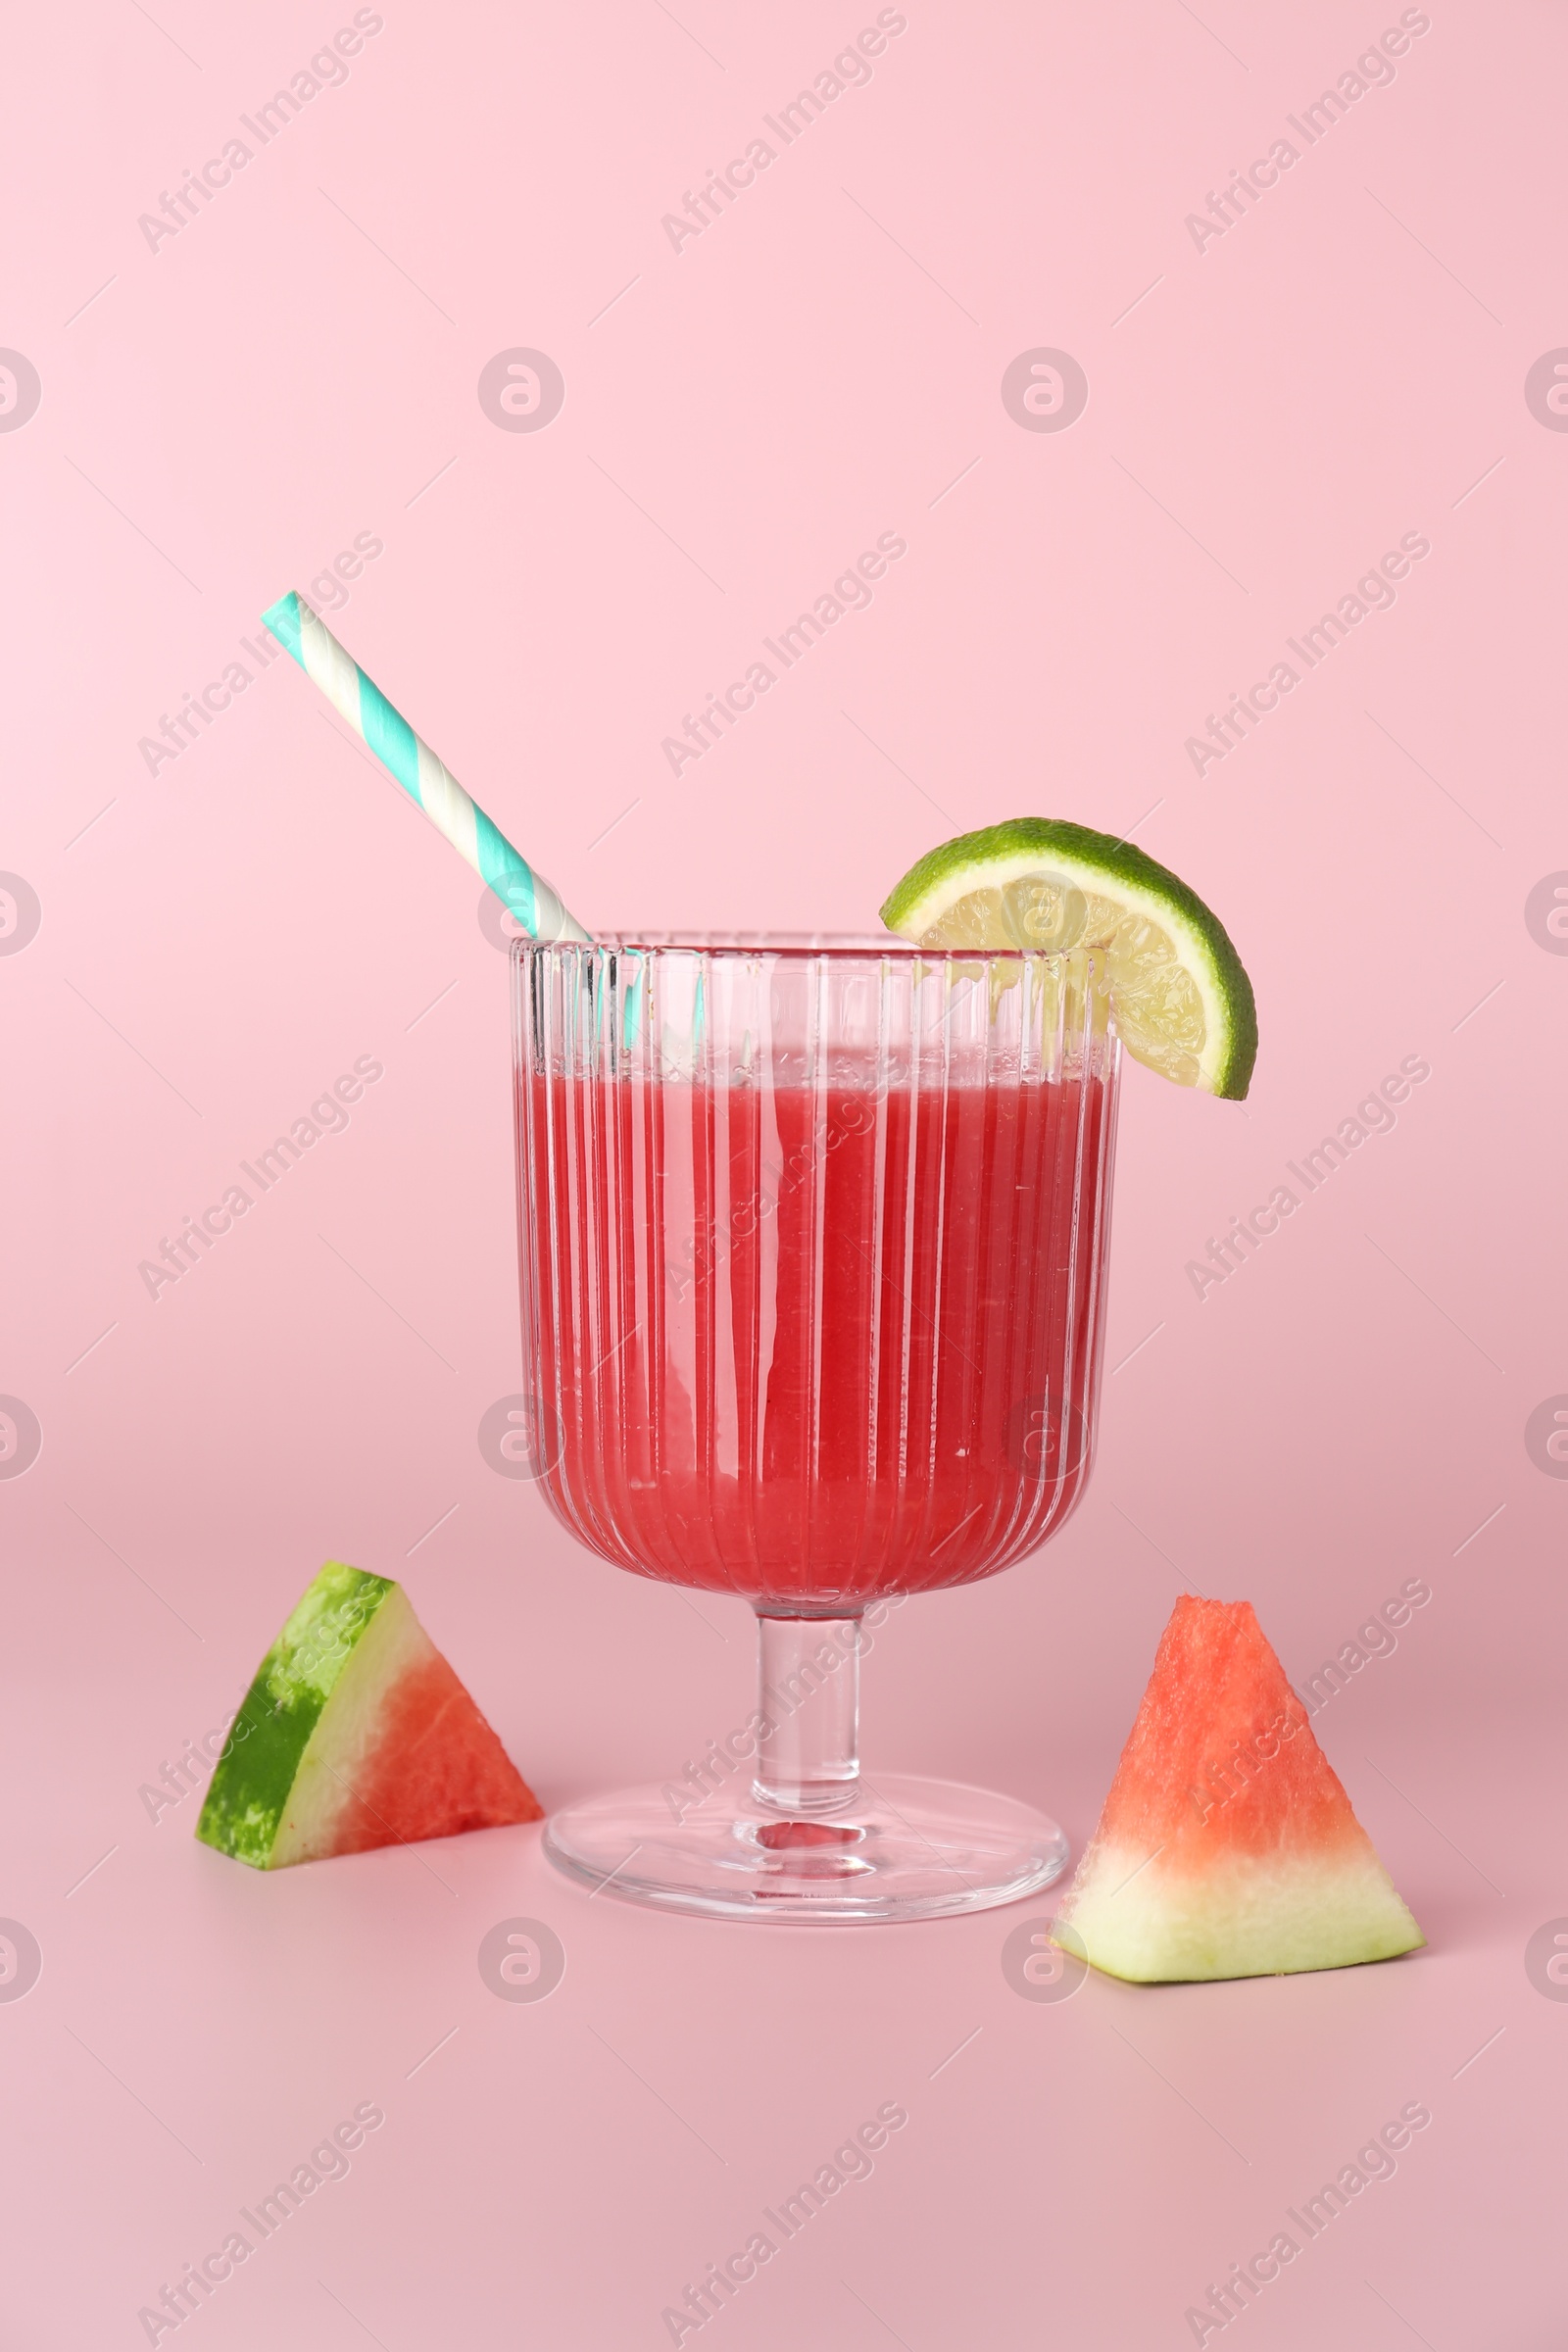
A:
[196, 1562, 394, 1868]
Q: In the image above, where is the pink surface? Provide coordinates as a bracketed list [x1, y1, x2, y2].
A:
[2, 2, 1564, 2344]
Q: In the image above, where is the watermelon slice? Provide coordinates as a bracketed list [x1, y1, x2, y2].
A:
[1055, 1596, 1424, 1982]
[196, 1561, 542, 1869]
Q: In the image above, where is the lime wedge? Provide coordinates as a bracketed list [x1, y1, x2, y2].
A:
[880, 816, 1257, 1098]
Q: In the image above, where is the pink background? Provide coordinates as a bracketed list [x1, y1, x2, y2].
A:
[2, 2, 1564, 2344]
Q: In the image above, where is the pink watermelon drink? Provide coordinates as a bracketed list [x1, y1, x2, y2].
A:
[519, 1057, 1114, 1610]
[514, 936, 1122, 1921]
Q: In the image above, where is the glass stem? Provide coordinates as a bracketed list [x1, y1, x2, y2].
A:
[752, 1613, 862, 1815]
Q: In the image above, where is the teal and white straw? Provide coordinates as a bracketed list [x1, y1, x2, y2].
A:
[263, 590, 591, 943]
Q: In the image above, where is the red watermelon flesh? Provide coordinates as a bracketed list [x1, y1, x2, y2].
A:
[309, 1647, 543, 1859]
[1054, 1596, 1424, 1982]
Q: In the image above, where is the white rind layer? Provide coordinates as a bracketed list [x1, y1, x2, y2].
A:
[269, 1586, 435, 1866]
[1058, 1839, 1426, 1983]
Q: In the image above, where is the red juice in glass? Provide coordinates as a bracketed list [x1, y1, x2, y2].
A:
[524, 1064, 1113, 1609]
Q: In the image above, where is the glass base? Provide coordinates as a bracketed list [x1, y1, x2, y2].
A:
[543, 1774, 1070, 1924]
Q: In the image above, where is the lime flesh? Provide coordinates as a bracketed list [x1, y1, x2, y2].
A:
[881, 817, 1257, 1098]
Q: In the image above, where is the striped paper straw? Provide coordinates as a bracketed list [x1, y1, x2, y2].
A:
[262, 590, 591, 943]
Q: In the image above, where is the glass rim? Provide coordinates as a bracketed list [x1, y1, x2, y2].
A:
[514, 930, 1105, 965]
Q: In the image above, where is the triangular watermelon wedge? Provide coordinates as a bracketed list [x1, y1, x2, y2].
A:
[196, 1561, 543, 1868]
[1055, 1596, 1424, 1982]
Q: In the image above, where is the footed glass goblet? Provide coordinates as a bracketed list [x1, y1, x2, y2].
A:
[514, 936, 1119, 1922]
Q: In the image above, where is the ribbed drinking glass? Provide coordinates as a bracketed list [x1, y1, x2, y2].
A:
[514, 936, 1119, 1921]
